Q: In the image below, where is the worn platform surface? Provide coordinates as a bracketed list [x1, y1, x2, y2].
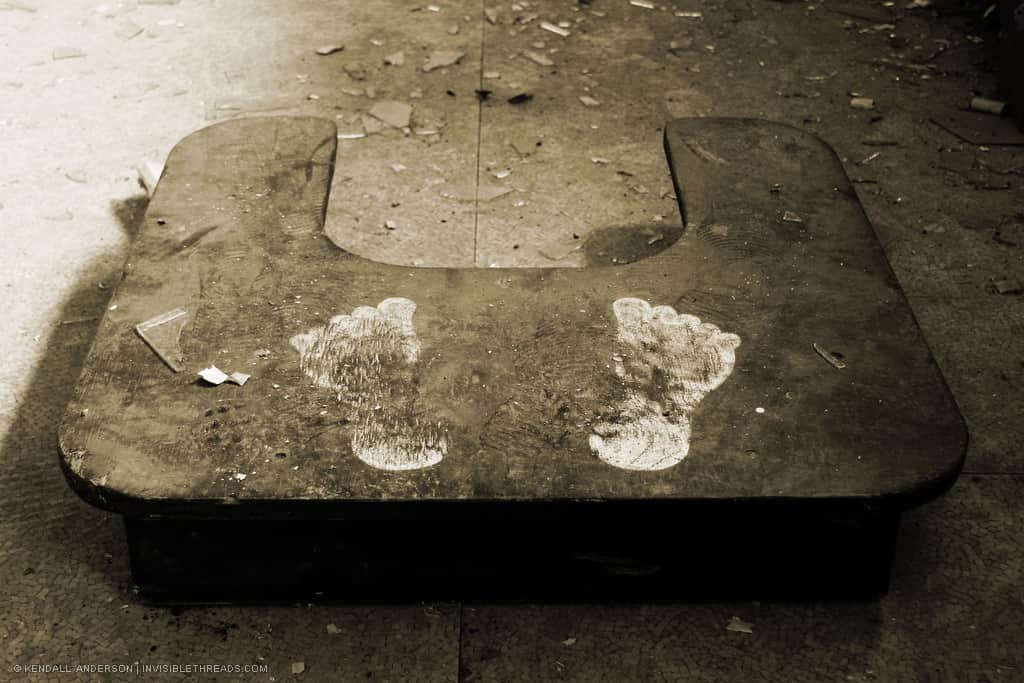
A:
[58, 116, 965, 516]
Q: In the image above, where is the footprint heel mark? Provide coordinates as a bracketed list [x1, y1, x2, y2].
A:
[590, 297, 741, 471]
[290, 297, 447, 471]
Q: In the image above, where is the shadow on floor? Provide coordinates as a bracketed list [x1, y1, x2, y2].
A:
[0, 194, 150, 605]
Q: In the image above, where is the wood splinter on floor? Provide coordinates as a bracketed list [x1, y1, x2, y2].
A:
[813, 342, 847, 369]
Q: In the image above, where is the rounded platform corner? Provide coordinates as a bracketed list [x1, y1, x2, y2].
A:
[57, 423, 118, 514]
[155, 115, 338, 194]
[168, 114, 338, 154]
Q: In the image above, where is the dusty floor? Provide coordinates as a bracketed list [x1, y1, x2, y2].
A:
[1, 0, 1023, 681]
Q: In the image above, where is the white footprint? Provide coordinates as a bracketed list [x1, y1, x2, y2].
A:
[290, 298, 446, 471]
[590, 297, 741, 471]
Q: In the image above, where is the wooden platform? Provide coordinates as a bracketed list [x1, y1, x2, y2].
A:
[58, 117, 967, 599]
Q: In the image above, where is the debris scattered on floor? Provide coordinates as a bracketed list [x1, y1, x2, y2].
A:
[525, 51, 554, 66]
[52, 46, 86, 60]
[197, 366, 229, 385]
[782, 210, 804, 223]
[255, 348, 272, 359]
[591, 157, 609, 164]
[138, 159, 164, 194]
[337, 131, 366, 140]
[579, 95, 601, 107]
[343, 62, 368, 80]
[539, 240, 583, 261]
[483, 70, 501, 79]
[726, 617, 754, 634]
[422, 49, 465, 72]
[136, 308, 188, 372]
[541, 21, 570, 37]
[384, 51, 405, 66]
[991, 277, 1022, 295]
[384, 219, 397, 231]
[228, 372, 250, 386]
[475, 88, 492, 101]
[369, 100, 412, 128]
[358, 113, 382, 135]
[485, 7, 498, 24]
[969, 96, 1005, 116]
[114, 19, 143, 40]
[813, 343, 847, 369]
[562, 637, 577, 646]
[448, 23, 460, 35]
[60, 315, 99, 326]
[630, 0, 655, 8]
[326, 623, 340, 634]
[390, 163, 407, 172]
[291, 661, 305, 675]
[510, 137, 538, 155]
[233, 472, 247, 481]
[508, 92, 533, 104]
[63, 168, 88, 184]
[315, 44, 344, 56]
[850, 97, 875, 110]
[478, 184, 513, 202]
[197, 367, 250, 386]
[0, 1, 37, 12]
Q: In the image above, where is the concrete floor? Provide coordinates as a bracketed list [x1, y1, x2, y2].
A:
[1, 0, 1023, 681]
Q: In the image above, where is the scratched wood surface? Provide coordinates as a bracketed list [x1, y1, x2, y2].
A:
[58, 116, 966, 515]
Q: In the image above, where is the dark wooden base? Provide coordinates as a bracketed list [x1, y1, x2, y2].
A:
[126, 505, 900, 603]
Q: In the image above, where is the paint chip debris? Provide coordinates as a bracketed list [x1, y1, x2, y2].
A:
[198, 366, 229, 385]
[326, 623, 341, 634]
[52, 46, 86, 60]
[316, 44, 345, 56]
[541, 21, 570, 37]
[228, 371, 251, 386]
[850, 97, 875, 110]
[812, 343, 847, 369]
[384, 51, 405, 66]
[579, 95, 601, 107]
[114, 19, 143, 40]
[630, 0, 656, 8]
[369, 100, 413, 128]
[782, 210, 803, 223]
[726, 617, 754, 634]
[291, 661, 305, 675]
[525, 51, 554, 66]
[477, 184, 513, 202]
[423, 49, 465, 72]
